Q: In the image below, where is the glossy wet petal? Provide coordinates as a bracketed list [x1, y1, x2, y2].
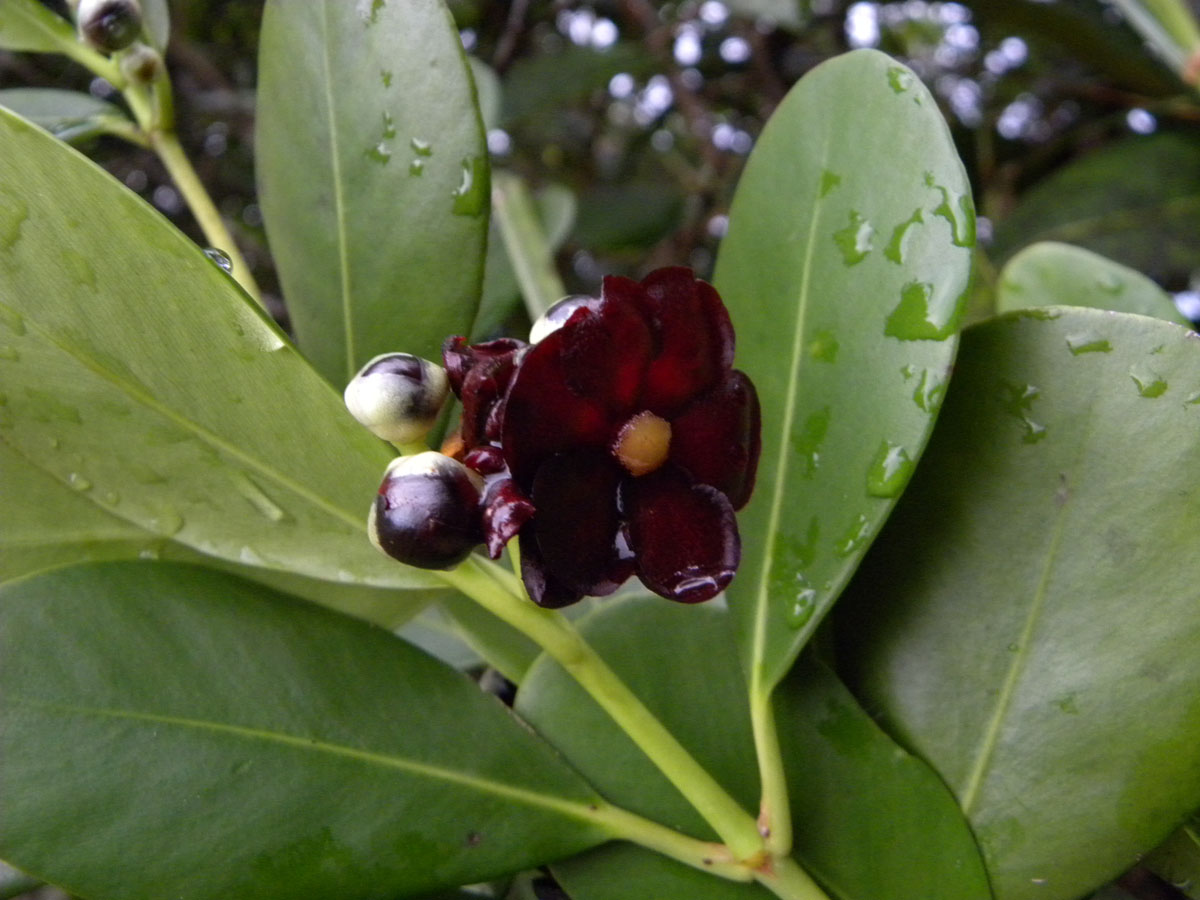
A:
[459, 350, 520, 448]
[668, 370, 761, 510]
[623, 466, 740, 603]
[560, 298, 653, 415]
[518, 529, 583, 609]
[442, 336, 525, 397]
[501, 327, 614, 488]
[529, 449, 632, 598]
[633, 268, 735, 415]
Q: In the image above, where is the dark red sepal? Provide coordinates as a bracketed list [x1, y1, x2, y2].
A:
[622, 465, 740, 603]
[443, 336, 526, 398]
[481, 477, 536, 559]
[519, 530, 584, 608]
[668, 370, 761, 510]
[560, 299, 653, 415]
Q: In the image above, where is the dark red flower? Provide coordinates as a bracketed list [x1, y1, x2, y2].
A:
[444, 267, 760, 607]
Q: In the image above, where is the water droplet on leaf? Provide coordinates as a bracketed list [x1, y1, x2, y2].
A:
[149, 510, 184, 536]
[1066, 333, 1112, 355]
[365, 142, 392, 165]
[451, 156, 489, 216]
[791, 406, 831, 478]
[866, 441, 913, 498]
[818, 169, 841, 198]
[1130, 366, 1168, 398]
[203, 247, 233, 273]
[409, 159, 425, 177]
[834, 513, 871, 558]
[68, 472, 92, 491]
[380, 69, 393, 88]
[411, 137, 433, 156]
[808, 329, 838, 362]
[0, 187, 28, 250]
[786, 585, 817, 629]
[887, 66, 913, 93]
[833, 210, 873, 265]
[884, 208, 924, 264]
[885, 281, 960, 341]
[233, 473, 290, 523]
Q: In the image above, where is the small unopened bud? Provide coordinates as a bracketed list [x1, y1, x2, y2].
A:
[368, 452, 483, 570]
[529, 295, 599, 344]
[77, 0, 143, 53]
[344, 353, 449, 445]
[119, 42, 162, 84]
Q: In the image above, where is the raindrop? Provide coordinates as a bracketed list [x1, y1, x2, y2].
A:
[833, 210, 874, 265]
[233, 473, 290, 523]
[1095, 271, 1123, 294]
[0, 305, 26, 336]
[1054, 694, 1079, 714]
[138, 546, 161, 560]
[203, 247, 234, 274]
[911, 367, 948, 412]
[925, 172, 974, 247]
[382, 111, 397, 139]
[885, 281, 958, 341]
[1185, 392, 1200, 405]
[103, 490, 120, 505]
[884, 208, 924, 264]
[239, 545, 266, 565]
[380, 69, 393, 88]
[411, 137, 433, 156]
[1129, 367, 1168, 398]
[786, 584, 817, 629]
[887, 66, 913, 93]
[808, 329, 838, 363]
[0, 187, 28, 250]
[358, 0, 385, 25]
[451, 156, 489, 217]
[834, 513, 871, 558]
[791, 406, 831, 478]
[818, 169, 841, 198]
[1000, 381, 1046, 444]
[866, 441, 914, 498]
[409, 159, 425, 177]
[62, 250, 97, 290]
[68, 472, 93, 492]
[1065, 333, 1112, 355]
[365, 142, 392, 165]
[1007, 642, 1019, 652]
[149, 510, 184, 536]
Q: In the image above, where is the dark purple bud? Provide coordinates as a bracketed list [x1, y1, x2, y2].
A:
[369, 452, 483, 570]
[480, 477, 536, 559]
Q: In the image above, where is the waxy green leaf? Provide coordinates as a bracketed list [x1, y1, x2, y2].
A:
[837, 308, 1200, 900]
[0, 88, 132, 144]
[517, 597, 990, 900]
[0, 107, 444, 605]
[256, 0, 489, 387]
[997, 242, 1188, 325]
[0, 562, 608, 899]
[714, 50, 974, 692]
[0, 0, 75, 53]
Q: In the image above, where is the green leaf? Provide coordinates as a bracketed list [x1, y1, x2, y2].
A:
[836, 308, 1200, 900]
[256, 0, 489, 387]
[713, 49, 974, 692]
[141, 0, 170, 51]
[990, 133, 1200, 285]
[0, 561, 609, 899]
[0, 0, 75, 53]
[0, 87, 133, 143]
[0, 106, 443, 601]
[517, 597, 990, 900]
[1, 418, 441, 629]
[501, 42, 657, 126]
[724, 0, 807, 30]
[996, 241, 1189, 325]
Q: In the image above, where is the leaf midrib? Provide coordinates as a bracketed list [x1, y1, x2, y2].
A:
[317, 4, 356, 386]
[749, 143, 830, 694]
[0, 296, 366, 534]
[9, 695, 601, 820]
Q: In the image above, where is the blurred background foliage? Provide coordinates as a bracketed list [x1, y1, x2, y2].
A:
[6, 0, 1200, 340]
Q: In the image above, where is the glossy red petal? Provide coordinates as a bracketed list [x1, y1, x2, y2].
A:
[668, 370, 761, 510]
[560, 298, 653, 415]
[632, 268, 735, 415]
[623, 466, 740, 603]
[481, 477, 536, 559]
[442, 336, 525, 398]
[528, 450, 633, 598]
[460, 350, 521, 448]
[518, 529, 583, 609]
[501, 327, 614, 489]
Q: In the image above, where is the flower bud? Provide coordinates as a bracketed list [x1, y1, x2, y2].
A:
[77, 0, 143, 53]
[529, 294, 600, 344]
[368, 452, 483, 569]
[119, 41, 162, 84]
[344, 353, 449, 445]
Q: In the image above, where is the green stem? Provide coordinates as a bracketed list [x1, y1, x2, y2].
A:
[750, 684, 793, 855]
[755, 856, 832, 900]
[492, 171, 566, 321]
[438, 557, 767, 863]
[590, 803, 753, 883]
[149, 129, 263, 304]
